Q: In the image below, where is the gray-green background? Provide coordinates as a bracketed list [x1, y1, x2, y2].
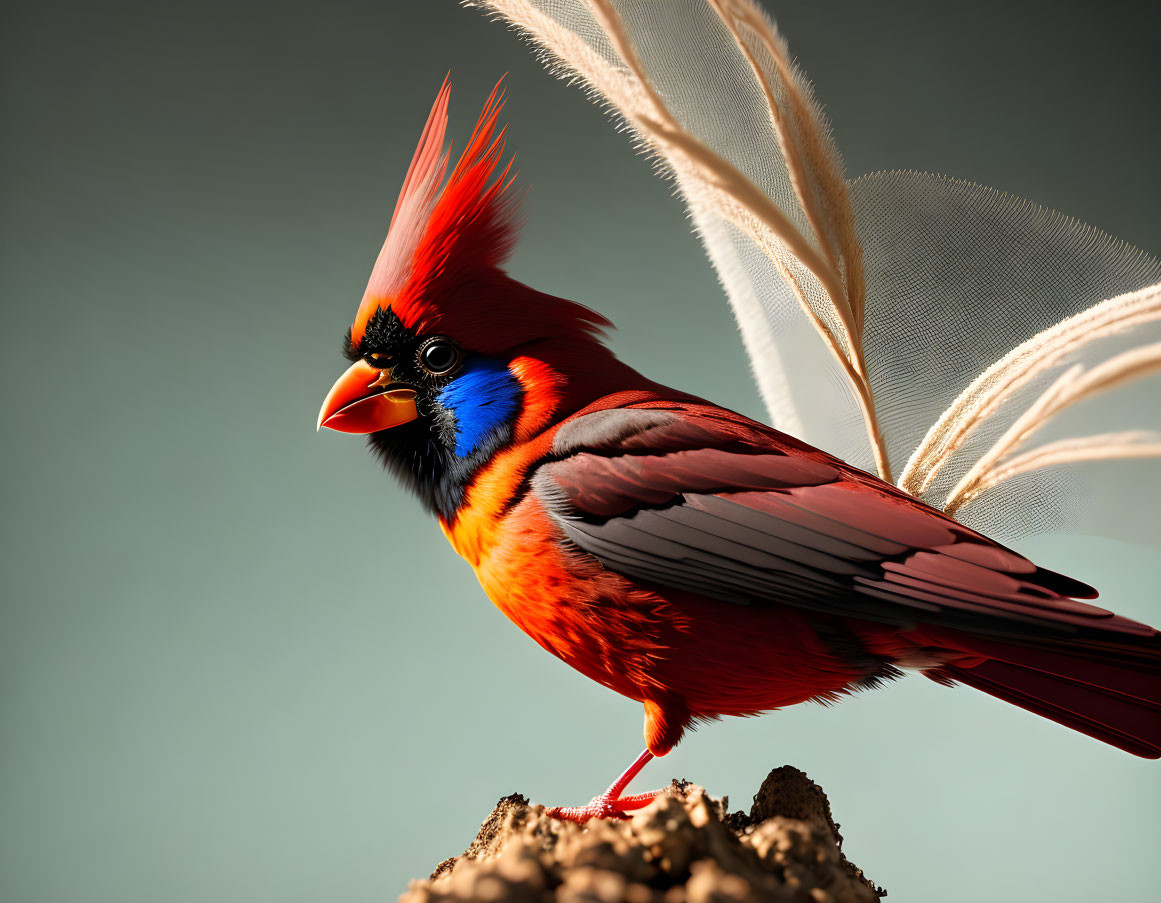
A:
[3, 2, 1159, 901]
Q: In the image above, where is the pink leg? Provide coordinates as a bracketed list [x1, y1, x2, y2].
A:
[545, 749, 662, 823]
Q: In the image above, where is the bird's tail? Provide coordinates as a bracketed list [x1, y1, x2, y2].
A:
[921, 632, 1161, 759]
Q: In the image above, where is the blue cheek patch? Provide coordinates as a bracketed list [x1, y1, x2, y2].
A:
[436, 359, 523, 457]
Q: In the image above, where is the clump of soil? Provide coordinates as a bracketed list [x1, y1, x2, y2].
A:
[401, 765, 884, 902]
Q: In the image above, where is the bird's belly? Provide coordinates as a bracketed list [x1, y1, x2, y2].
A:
[456, 499, 661, 701]
[644, 592, 873, 717]
[446, 497, 867, 716]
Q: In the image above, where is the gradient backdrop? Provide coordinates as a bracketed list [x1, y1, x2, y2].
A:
[2, 2, 1159, 901]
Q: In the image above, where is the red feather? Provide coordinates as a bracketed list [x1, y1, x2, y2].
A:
[349, 79, 609, 353]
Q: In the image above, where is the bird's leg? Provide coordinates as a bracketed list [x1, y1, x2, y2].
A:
[544, 748, 662, 823]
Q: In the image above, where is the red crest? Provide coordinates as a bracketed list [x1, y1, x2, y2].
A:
[348, 78, 609, 353]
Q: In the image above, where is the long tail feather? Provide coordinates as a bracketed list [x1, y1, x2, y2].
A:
[926, 638, 1161, 758]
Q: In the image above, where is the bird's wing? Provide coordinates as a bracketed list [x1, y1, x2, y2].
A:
[535, 405, 1159, 650]
[535, 404, 1161, 758]
[473, 0, 1161, 544]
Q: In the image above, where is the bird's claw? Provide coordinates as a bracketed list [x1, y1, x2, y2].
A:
[544, 789, 661, 824]
[544, 794, 631, 823]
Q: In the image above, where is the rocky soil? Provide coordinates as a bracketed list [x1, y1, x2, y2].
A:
[401, 765, 884, 902]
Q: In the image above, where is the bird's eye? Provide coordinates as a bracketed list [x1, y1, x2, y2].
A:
[419, 338, 462, 375]
[364, 351, 391, 369]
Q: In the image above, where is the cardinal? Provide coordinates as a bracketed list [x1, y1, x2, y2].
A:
[317, 82, 1161, 821]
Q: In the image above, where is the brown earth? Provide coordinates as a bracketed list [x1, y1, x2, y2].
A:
[400, 766, 885, 902]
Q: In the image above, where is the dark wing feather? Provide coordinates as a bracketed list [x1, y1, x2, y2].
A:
[536, 403, 1133, 638]
[533, 402, 1161, 756]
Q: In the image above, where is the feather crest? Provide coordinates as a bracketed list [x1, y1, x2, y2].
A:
[351, 78, 518, 345]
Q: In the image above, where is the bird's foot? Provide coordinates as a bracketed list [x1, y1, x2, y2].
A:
[545, 789, 661, 823]
[543, 748, 660, 823]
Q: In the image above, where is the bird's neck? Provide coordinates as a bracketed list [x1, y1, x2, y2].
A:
[508, 339, 667, 440]
[372, 339, 672, 521]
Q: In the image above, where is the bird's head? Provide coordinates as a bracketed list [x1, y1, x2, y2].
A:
[318, 80, 643, 518]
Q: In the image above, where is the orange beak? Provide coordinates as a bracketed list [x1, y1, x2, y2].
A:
[317, 359, 419, 433]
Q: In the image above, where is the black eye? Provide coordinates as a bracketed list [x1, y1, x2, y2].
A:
[363, 351, 391, 369]
[419, 338, 462, 375]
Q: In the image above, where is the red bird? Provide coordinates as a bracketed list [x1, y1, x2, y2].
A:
[318, 83, 1161, 821]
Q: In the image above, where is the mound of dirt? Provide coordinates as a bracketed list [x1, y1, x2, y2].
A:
[401, 765, 884, 902]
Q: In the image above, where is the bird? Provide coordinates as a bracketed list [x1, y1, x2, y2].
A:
[317, 80, 1161, 822]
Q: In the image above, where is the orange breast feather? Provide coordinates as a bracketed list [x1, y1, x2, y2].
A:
[441, 439, 676, 703]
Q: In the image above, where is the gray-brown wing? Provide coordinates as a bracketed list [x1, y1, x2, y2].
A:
[534, 405, 1142, 649]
